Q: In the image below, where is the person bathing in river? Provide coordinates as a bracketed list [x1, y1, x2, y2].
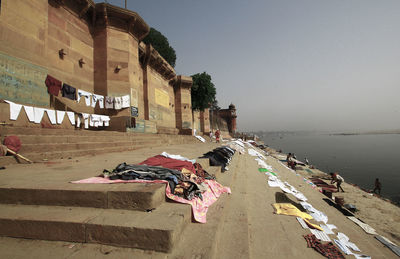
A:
[330, 172, 345, 192]
[373, 178, 381, 195]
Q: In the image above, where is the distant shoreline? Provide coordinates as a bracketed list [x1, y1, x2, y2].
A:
[332, 130, 400, 136]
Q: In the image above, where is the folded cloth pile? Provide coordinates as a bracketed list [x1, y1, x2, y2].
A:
[200, 146, 235, 171]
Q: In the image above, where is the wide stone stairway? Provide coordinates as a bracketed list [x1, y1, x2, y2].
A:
[0, 131, 234, 257]
[0, 126, 198, 166]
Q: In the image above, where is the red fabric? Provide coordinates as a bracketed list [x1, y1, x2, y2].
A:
[139, 155, 196, 174]
[45, 75, 62, 96]
[3, 135, 21, 153]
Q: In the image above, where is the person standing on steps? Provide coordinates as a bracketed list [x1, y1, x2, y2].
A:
[330, 172, 345, 192]
[215, 129, 220, 143]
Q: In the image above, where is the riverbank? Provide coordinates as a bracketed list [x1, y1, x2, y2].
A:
[266, 147, 400, 244]
[0, 140, 398, 258]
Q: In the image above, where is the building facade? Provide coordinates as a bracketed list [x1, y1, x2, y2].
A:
[0, 0, 206, 135]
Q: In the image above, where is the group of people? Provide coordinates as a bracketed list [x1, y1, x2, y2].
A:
[209, 129, 221, 143]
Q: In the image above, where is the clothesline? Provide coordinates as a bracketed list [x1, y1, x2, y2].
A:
[45, 75, 131, 110]
[4, 100, 110, 128]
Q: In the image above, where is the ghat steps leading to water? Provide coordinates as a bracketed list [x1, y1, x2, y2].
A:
[0, 139, 229, 254]
[0, 126, 198, 166]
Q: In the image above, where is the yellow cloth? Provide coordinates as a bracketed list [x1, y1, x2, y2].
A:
[304, 219, 324, 231]
[273, 203, 323, 231]
[273, 203, 313, 220]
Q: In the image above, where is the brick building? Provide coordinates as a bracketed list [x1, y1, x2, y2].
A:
[0, 0, 210, 135]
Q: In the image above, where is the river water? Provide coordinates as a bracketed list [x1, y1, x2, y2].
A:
[260, 132, 400, 204]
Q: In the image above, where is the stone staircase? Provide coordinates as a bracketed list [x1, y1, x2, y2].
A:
[0, 137, 227, 253]
[0, 126, 198, 166]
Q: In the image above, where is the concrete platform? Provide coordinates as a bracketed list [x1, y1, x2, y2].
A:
[0, 202, 190, 252]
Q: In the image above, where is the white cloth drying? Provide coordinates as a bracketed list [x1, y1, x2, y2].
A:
[5, 100, 22, 120]
[105, 96, 114, 109]
[114, 97, 122, 109]
[33, 107, 45, 123]
[100, 115, 110, 126]
[23, 105, 35, 122]
[66, 111, 75, 125]
[45, 109, 56, 124]
[81, 113, 89, 128]
[92, 94, 104, 108]
[121, 95, 130, 108]
[77, 89, 92, 106]
[56, 110, 65, 124]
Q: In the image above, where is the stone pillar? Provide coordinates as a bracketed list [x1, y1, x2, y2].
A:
[200, 108, 210, 134]
[174, 75, 193, 135]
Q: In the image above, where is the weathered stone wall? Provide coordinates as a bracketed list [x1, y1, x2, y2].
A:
[147, 68, 175, 128]
[192, 110, 201, 134]
[0, 0, 49, 107]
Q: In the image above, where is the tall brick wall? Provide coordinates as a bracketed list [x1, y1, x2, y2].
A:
[0, 1, 213, 135]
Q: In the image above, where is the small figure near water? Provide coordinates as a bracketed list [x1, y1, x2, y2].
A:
[305, 157, 309, 165]
[286, 153, 297, 170]
[330, 172, 345, 192]
[373, 178, 381, 195]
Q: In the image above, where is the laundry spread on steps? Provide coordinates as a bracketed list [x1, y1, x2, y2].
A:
[71, 150, 234, 223]
[243, 139, 373, 259]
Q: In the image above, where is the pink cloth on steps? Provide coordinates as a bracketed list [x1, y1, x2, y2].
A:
[71, 177, 231, 223]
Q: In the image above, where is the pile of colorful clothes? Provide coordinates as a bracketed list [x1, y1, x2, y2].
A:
[72, 152, 231, 223]
[103, 154, 215, 201]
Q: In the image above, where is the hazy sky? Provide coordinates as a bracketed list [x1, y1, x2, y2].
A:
[97, 0, 400, 132]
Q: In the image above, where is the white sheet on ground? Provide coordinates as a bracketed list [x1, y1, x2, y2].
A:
[161, 152, 196, 163]
[347, 216, 377, 235]
[310, 229, 331, 242]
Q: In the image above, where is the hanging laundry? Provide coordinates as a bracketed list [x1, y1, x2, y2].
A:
[114, 97, 122, 109]
[105, 96, 114, 109]
[23, 105, 35, 122]
[100, 115, 110, 126]
[121, 95, 130, 108]
[33, 107, 45, 124]
[91, 94, 104, 108]
[4, 100, 22, 121]
[77, 89, 92, 106]
[62, 83, 77, 100]
[66, 111, 75, 125]
[56, 110, 66, 124]
[45, 75, 62, 96]
[76, 115, 81, 127]
[81, 113, 89, 128]
[45, 109, 57, 125]
[90, 114, 101, 127]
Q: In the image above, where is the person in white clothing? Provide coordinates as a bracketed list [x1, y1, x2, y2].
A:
[331, 172, 345, 192]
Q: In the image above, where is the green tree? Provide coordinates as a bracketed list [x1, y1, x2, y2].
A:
[142, 28, 176, 67]
[191, 72, 217, 111]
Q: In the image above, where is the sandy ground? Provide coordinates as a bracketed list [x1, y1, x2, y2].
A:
[0, 141, 398, 258]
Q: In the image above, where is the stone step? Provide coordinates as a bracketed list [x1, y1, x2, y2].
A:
[0, 203, 191, 252]
[0, 126, 175, 138]
[0, 138, 196, 166]
[19, 140, 164, 153]
[0, 182, 166, 211]
[14, 134, 165, 145]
